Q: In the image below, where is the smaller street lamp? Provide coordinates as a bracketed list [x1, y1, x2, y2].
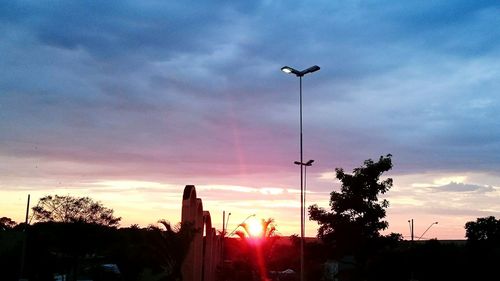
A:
[222, 211, 231, 270]
[225, 212, 231, 234]
[294, 159, 314, 243]
[418, 221, 438, 240]
[408, 219, 414, 241]
[228, 214, 256, 237]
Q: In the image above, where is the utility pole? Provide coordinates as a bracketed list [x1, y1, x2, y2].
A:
[221, 211, 231, 280]
[408, 219, 414, 241]
[411, 219, 414, 241]
[408, 218, 415, 281]
[19, 194, 30, 281]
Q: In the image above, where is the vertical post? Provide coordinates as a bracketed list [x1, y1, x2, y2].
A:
[223, 211, 226, 236]
[19, 194, 30, 281]
[25, 194, 30, 226]
[303, 164, 307, 239]
[282, 65, 320, 281]
[411, 219, 414, 241]
[299, 75, 305, 281]
[222, 211, 225, 280]
[409, 218, 415, 281]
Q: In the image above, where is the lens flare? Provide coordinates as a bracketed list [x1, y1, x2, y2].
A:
[247, 218, 263, 237]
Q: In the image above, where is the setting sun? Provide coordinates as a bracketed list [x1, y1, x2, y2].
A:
[247, 218, 263, 237]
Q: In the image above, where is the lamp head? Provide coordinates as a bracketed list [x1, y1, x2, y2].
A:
[281, 65, 320, 77]
[294, 161, 302, 165]
[281, 66, 293, 73]
[305, 159, 315, 166]
[303, 65, 320, 75]
[281, 66, 301, 76]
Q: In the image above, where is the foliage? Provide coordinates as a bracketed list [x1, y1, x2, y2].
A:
[15, 220, 195, 281]
[32, 195, 121, 227]
[23, 221, 116, 281]
[309, 154, 393, 257]
[235, 218, 280, 257]
[100, 220, 196, 281]
[465, 216, 500, 242]
[0, 220, 25, 281]
[234, 218, 280, 281]
[151, 220, 196, 280]
[235, 218, 277, 240]
[0, 217, 17, 230]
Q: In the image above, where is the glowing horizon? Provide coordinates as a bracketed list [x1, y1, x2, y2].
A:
[3, 173, 498, 240]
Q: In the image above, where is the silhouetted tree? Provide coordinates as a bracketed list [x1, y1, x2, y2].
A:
[32, 195, 121, 227]
[267, 235, 300, 272]
[465, 216, 500, 242]
[155, 220, 196, 280]
[109, 221, 195, 281]
[25, 221, 116, 281]
[0, 217, 24, 280]
[309, 154, 393, 259]
[235, 218, 279, 260]
[463, 217, 500, 280]
[0, 217, 17, 230]
[235, 218, 279, 281]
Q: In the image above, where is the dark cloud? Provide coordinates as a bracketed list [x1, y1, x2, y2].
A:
[0, 1, 247, 60]
[1, 0, 500, 190]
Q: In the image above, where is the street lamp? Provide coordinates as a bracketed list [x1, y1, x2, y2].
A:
[225, 212, 231, 234]
[222, 211, 231, 274]
[228, 214, 256, 237]
[282, 65, 320, 281]
[294, 159, 314, 236]
[418, 221, 438, 240]
[408, 219, 414, 241]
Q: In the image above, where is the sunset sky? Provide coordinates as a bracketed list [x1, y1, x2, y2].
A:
[1, 1, 500, 240]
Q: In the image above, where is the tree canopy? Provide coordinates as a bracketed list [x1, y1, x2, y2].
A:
[0, 217, 17, 230]
[309, 154, 393, 256]
[465, 216, 500, 242]
[32, 195, 121, 227]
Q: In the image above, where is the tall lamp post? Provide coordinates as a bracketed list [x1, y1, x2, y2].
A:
[418, 221, 438, 240]
[282, 65, 320, 281]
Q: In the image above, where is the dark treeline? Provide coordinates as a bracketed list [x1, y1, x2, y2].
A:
[304, 237, 500, 281]
[0, 221, 194, 281]
[2, 221, 500, 281]
[0, 194, 194, 281]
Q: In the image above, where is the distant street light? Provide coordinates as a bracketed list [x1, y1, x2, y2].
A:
[418, 221, 438, 240]
[222, 211, 231, 272]
[228, 214, 256, 237]
[282, 65, 320, 281]
[225, 212, 231, 234]
[408, 219, 414, 241]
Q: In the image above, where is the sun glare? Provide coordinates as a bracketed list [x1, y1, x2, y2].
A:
[247, 218, 263, 237]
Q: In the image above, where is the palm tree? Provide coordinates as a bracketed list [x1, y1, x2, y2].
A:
[235, 218, 279, 281]
[153, 220, 196, 281]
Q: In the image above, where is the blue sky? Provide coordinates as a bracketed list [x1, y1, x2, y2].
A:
[1, 1, 500, 239]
